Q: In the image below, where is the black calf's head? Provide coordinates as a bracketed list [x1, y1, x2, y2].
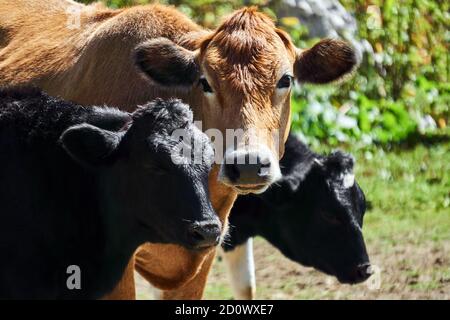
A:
[257, 143, 370, 284]
[60, 99, 221, 250]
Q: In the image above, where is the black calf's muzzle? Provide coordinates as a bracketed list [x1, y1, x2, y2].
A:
[187, 220, 222, 250]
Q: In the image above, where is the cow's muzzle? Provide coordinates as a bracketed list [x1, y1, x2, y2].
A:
[218, 145, 281, 194]
[186, 219, 222, 250]
[338, 263, 373, 284]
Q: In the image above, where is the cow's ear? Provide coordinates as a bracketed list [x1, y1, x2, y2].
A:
[134, 38, 200, 87]
[87, 107, 131, 132]
[294, 39, 358, 84]
[60, 124, 122, 166]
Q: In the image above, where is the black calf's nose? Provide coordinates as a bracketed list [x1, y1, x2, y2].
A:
[351, 263, 372, 283]
[188, 222, 221, 249]
[224, 154, 272, 184]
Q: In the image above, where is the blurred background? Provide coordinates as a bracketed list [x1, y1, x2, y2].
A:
[79, 0, 449, 299]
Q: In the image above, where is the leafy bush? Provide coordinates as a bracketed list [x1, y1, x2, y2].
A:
[283, 0, 449, 148]
[290, 85, 419, 149]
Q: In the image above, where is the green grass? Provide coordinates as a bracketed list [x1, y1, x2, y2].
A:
[352, 142, 450, 246]
[204, 140, 450, 300]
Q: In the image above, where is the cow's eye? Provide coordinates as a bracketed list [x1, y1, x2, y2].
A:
[277, 74, 293, 89]
[199, 77, 213, 93]
[321, 211, 342, 225]
[143, 162, 168, 175]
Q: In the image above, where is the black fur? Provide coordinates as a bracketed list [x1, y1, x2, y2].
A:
[0, 88, 217, 299]
[224, 134, 370, 284]
[0, 86, 131, 143]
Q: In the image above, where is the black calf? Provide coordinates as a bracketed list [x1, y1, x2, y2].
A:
[0, 87, 220, 299]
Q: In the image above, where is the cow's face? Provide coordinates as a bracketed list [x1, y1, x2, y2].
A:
[263, 151, 371, 284]
[60, 100, 221, 251]
[134, 8, 358, 194]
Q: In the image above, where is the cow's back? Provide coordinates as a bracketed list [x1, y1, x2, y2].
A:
[0, 1, 201, 110]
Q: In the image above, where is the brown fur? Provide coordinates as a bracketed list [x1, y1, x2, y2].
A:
[0, 1, 357, 299]
[194, 7, 295, 156]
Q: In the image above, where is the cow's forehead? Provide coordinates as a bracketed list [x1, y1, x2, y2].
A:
[200, 8, 294, 92]
[204, 46, 279, 93]
[327, 181, 363, 221]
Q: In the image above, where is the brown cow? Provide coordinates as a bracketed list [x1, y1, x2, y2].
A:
[0, 0, 358, 299]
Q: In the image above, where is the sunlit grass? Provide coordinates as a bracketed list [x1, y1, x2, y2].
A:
[354, 143, 450, 245]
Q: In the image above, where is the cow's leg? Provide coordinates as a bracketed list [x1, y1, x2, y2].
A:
[102, 255, 136, 300]
[222, 238, 256, 300]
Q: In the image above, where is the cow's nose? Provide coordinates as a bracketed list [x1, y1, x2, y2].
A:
[350, 263, 372, 283]
[223, 152, 272, 185]
[187, 221, 221, 249]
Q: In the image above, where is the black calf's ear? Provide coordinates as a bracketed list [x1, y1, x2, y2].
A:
[295, 39, 358, 84]
[60, 124, 122, 166]
[88, 107, 131, 131]
[134, 38, 200, 87]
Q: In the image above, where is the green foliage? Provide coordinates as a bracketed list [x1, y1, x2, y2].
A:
[290, 85, 419, 148]
[286, 0, 449, 148]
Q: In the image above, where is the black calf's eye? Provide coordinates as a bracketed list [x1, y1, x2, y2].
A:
[199, 77, 213, 93]
[143, 162, 168, 175]
[321, 211, 342, 225]
[277, 75, 293, 89]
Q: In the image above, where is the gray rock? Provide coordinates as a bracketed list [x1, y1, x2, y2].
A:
[277, 0, 373, 60]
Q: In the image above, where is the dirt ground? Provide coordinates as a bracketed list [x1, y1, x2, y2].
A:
[135, 236, 449, 300]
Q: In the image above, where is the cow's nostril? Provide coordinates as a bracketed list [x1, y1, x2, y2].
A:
[355, 263, 372, 281]
[222, 150, 277, 186]
[260, 161, 271, 168]
[258, 160, 271, 177]
[190, 230, 205, 242]
[224, 163, 240, 182]
[188, 222, 221, 249]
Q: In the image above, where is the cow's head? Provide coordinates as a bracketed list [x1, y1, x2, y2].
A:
[134, 7, 358, 194]
[255, 144, 371, 284]
[61, 99, 221, 251]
